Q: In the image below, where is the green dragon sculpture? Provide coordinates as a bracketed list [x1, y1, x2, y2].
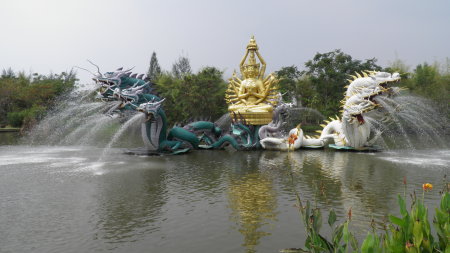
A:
[93, 67, 252, 154]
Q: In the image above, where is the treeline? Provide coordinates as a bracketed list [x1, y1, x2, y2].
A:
[148, 50, 449, 124]
[2, 50, 448, 128]
[0, 69, 77, 129]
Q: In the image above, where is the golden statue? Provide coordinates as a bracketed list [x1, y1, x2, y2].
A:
[226, 36, 280, 125]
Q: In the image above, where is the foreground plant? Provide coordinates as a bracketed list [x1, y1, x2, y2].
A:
[282, 176, 449, 253]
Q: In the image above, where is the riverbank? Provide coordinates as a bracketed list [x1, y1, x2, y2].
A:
[0, 127, 20, 132]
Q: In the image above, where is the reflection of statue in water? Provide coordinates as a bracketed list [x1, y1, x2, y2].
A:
[226, 36, 280, 125]
[227, 172, 277, 253]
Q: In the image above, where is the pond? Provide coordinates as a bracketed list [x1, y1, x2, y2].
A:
[0, 136, 448, 252]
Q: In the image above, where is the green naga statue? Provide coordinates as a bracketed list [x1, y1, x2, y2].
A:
[91, 65, 255, 154]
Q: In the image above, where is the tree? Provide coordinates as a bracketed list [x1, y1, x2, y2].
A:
[275, 66, 320, 110]
[171, 55, 192, 79]
[302, 49, 382, 116]
[276, 65, 302, 101]
[181, 67, 227, 120]
[147, 51, 161, 82]
[155, 67, 227, 124]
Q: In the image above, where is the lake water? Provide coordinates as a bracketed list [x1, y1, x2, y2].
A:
[0, 137, 448, 252]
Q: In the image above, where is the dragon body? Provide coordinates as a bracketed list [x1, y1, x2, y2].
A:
[260, 71, 401, 150]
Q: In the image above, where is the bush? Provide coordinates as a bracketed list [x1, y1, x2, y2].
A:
[0, 69, 77, 128]
[7, 111, 26, 127]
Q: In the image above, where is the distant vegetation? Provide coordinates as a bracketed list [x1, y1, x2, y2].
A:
[276, 50, 450, 118]
[1, 50, 448, 128]
[0, 69, 77, 129]
[148, 50, 449, 124]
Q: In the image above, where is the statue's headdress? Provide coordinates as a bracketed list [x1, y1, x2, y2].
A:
[243, 36, 260, 71]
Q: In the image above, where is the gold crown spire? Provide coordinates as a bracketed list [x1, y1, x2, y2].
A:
[247, 35, 258, 50]
[244, 36, 259, 69]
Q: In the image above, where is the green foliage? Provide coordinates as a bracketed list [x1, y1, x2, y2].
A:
[171, 55, 192, 79]
[286, 166, 449, 253]
[385, 61, 450, 117]
[380, 191, 450, 252]
[283, 182, 450, 253]
[276, 66, 321, 109]
[6, 105, 46, 128]
[147, 51, 162, 82]
[155, 66, 227, 124]
[287, 172, 359, 253]
[276, 51, 449, 120]
[276, 65, 302, 100]
[301, 49, 382, 117]
[0, 69, 77, 128]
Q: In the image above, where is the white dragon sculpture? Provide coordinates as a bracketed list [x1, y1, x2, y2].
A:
[260, 71, 401, 151]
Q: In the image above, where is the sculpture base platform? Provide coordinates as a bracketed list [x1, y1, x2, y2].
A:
[328, 144, 381, 152]
[302, 145, 324, 149]
[229, 111, 273, 125]
[124, 147, 190, 156]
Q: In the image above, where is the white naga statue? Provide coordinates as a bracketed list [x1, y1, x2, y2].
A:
[260, 71, 401, 151]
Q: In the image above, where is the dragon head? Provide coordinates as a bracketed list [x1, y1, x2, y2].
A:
[342, 71, 401, 124]
[136, 98, 165, 121]
[113, 85, 147, 104]
[343, 95, 378, 125]
[346, 71, 401, 100]
[372, 71, 401, 88]
[93, 67, 151, 100]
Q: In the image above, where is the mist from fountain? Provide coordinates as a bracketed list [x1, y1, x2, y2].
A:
[22, 86, 144, 148]
[368, 94, 448, 150]
[99, 113, 145, 159]
[20, 78, 448, 153]
[214, 113, 232, 132]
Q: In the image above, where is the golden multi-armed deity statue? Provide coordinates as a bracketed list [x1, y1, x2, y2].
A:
[226, 36, 280, 125]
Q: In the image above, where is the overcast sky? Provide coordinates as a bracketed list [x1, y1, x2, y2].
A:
[1, 0, 449, 85]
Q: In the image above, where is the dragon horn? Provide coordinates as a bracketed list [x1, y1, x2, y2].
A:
[73, 66, 97, 77]
[87, 59, 102, 76]
[155, 98, 166, 105]
[123, 67, 135, 73]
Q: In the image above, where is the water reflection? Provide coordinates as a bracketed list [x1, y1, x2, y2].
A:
[259, 150, 403, 226]
[228, 171, 277, 253]
[0, 132, 20, 145]
[163, 151, 231, 202]
[94, 167, 168, 247]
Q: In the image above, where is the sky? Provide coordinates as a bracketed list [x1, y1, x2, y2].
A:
[1, 0, 450, 85]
